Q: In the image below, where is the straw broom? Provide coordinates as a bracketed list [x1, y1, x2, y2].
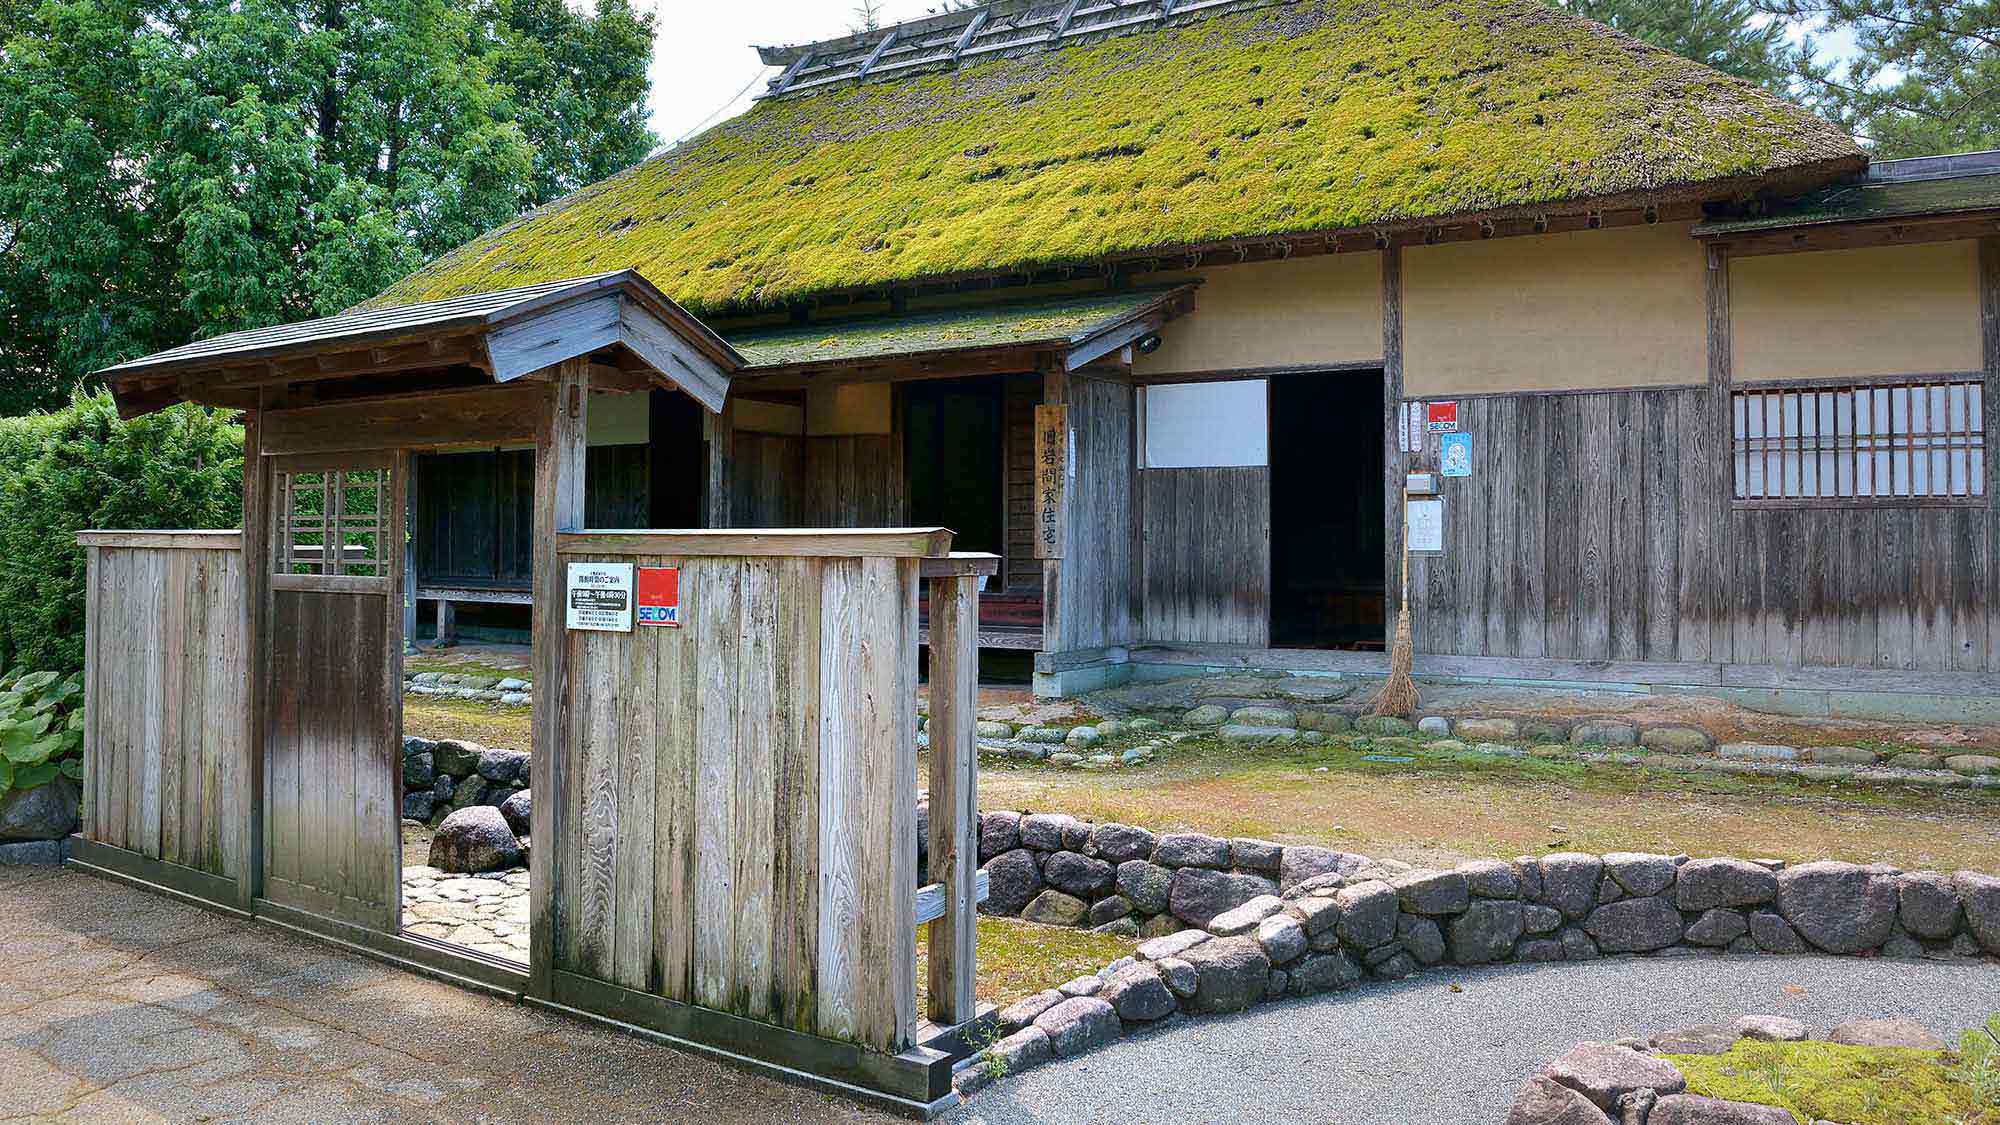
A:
[1368, 490, 1420, 717]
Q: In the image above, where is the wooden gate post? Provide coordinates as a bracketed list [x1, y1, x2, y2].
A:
[924, 566, 981, 1024]
[529, 358, 588, 999]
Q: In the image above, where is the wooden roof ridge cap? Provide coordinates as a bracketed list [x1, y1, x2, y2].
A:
[755, 1, 1043, 65]
[556, 528, 957, 558]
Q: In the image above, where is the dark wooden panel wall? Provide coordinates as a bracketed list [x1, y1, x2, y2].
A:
[732, 433, 805, 526]
[803, 436, 906, 527]
[1003, 374, 1042, 594]
[415, 446, 649, 588]
[1055, 377, 1139, 651]
[1140, 467, 1272, 646]
[1408, 387, 1994, 673]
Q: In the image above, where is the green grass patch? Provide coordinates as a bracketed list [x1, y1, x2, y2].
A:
[917, 916, 1135, 1010]
[406, 657, 529, 683]
[1666, 1022, 2000, 1125]
[405, 697, 532, 750]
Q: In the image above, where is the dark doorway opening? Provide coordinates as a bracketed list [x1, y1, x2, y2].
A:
[1269, 371, 1386, 649]
[904, 378, 1004, 559]
[652, 388, 706, 528]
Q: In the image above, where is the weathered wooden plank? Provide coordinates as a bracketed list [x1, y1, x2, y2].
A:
[815, 558, 865, 1043]
[1876, 508, 1916, 669]
[1979, 238, 2000, 673]
[529, 360, 587, 998]
[1515, 395, 1549, 658]
[693, 557, 743, 1013]
[1607, 395, 1644, 661]
[612, 585, 658, 994]
[925, 572, 978, 1026]
[160, 549, 188, 867]
[75, 530, 244, 550]
[1913, 508, 1951, 670]
[138, 549, 167, 859]
[1382, 249, 1405, 651]
[1576, 395, 1614, 661]
[1641, 393, 1681, 662]
[733, 557, 781, 1021]
[1543, 397, 1579, 659]
[1800, 509, 1843, 668]
[652, 555, 700, 1003]
[770, 557, 822, 1032]
[1482, 397, 1517, 656]
[576, 626, 623, 980]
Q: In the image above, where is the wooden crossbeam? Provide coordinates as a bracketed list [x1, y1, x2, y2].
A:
[856, 30, 898, 80]
[1049, 0, 1083, 41]
[951, 11, 987, 62]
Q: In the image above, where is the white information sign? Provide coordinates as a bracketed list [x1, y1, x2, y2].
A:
[566, 562, 634, 632]
[1406, 498, 1445, 556]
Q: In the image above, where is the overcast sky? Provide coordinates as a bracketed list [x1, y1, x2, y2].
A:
[642, 1, 952, 148]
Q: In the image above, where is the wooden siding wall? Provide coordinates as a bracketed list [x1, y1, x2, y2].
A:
[1055, 377, 1139, 650]
[1140, 468, 1272, 645]
[414, 445, 650, 588]
[731, 433, 805, 526]
[81, 540, 246, 880]
[803, 436, 906, 526]
[554, 551, 919, 1054]
[1406, 388, 1996, 673]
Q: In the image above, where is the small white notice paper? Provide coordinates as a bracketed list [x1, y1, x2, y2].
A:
[566, 562, 635, 632]
[1406, 498, 1445, 556]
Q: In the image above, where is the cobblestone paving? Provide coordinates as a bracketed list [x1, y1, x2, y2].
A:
[1, 866, 888, 1122]
[400, 866, 528, 962]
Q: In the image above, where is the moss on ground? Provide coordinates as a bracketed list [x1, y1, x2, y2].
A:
[974, 732, 2000, 871]
[405, 698, 531, 749]
[917, 916, 1136, 1011]
[1666, 1026, 2000, 1125]
[372, 0, 1858, 314]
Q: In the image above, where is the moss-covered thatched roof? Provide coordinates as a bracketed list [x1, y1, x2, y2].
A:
[373, 0, 1862, 315]
[728, 287, 1185, 369]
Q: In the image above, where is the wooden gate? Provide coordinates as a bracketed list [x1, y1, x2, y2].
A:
[258, 452, 406, 931]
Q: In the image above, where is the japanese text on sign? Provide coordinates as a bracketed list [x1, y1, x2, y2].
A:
[566, 562, 634, 632]
[1034, 404, 1068, 559]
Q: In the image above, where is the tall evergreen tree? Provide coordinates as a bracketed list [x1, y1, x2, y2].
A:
[1761, 0, 2000, 156]
[1553, 0, 1792, 93]
[0, 0, 657, 413]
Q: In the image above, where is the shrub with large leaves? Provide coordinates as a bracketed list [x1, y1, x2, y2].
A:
[0, 668, 84, 796]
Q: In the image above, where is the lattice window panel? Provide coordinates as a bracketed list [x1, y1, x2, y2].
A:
[273, 467, 394, 577]
[1732, 378, 1986, 505]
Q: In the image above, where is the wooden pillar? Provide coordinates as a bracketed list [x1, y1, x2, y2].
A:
[238, 399, 270, 911]
[434, 600, 456, 646]
[1381, 246, 1405, 643]
[704, 395, 735, 528]
[925, 571, 979, 1025]
[1980, 237, 2000, 671]
[528, 358, 587, 998]
[1704, 243, 1733, 665]
[402, 461, 419, 654]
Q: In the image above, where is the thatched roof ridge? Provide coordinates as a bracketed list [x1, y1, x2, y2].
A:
[372, 0, 1863, 314]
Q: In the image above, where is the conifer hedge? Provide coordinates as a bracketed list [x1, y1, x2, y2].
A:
[0, 395, 242, 676]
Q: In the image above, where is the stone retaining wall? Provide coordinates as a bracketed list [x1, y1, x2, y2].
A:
[400, 737, 528, 828]
[962, 809, 2000, 1096]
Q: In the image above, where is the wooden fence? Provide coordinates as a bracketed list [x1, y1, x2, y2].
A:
[74, 531, 248, 898]
[546, 530, 983, 1060]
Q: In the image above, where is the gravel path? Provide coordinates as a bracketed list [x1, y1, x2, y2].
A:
[954, 954, 2000, 1124]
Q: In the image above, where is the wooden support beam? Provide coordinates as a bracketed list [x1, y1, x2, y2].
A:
[528, 359, 586, 1000]
[1048, 0, 1082, 41]
[950, 11, 986, 62]
[1041, 367, 1068, 651]
[924, 572, 979, 1025]
[855, 30, 898, 80]
[238, 399, 268, 914]
[1381, 247, 1404, 646]
[772, 51, 815, 94]
[1066, 314, 1161, 371]
[704, 395, 735, 528]
[1981, 237, 2000, 671]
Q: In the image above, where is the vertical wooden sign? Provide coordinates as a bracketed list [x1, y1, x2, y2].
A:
[1034, 404, 1068, 559]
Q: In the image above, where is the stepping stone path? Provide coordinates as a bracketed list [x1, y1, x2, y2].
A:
[401, 865, 529, 962]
